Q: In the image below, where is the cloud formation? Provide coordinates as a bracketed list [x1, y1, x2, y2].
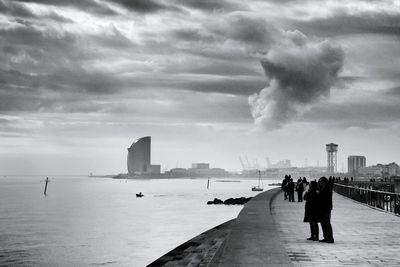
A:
[0, 0, 398, 132]
[249, 30, 344, 130]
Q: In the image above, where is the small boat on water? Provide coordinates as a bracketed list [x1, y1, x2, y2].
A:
[251, 171, 264, 192]
[136, 192, 144, 197]
[252, 186, 263, 191]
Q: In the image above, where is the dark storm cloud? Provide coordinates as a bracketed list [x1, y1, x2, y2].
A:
[249, 31, 344, 130]
[288, 10, 400, 37]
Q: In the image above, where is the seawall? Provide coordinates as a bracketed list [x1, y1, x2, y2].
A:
[148, 187, 292, 266]
[147, 219, 235, 266]
[209, 187, 293, 266]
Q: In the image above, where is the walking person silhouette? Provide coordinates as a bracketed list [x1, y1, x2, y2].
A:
[303, 180, 320, 241]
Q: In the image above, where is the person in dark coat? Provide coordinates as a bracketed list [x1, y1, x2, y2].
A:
[287, 178, 295, 202]
[318, 176, 334, 243]
[296, 178, 304, 202]
[281, 175, 289, 200]
[303, 181, 320, 241]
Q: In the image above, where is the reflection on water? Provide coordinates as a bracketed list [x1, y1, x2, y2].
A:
[0, 176, 279, 266]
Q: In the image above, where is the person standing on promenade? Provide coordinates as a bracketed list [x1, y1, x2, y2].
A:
[282, 175, 288, 200]
[303, 180, 320, 241]
[287, 178, 295, 202]
[296, 178, 304, 202]
[318, 176, 334, 243]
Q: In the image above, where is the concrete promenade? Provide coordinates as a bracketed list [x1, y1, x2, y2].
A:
[272, 191, 400, 266]
[210, 188, 292, 266]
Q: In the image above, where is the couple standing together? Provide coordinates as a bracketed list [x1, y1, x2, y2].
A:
[303, 177, 334, 243]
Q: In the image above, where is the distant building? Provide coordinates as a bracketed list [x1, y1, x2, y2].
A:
[358, 162, 399, 179]
[149, 165, 161, 174]
[266, 159, 291, 169]
[127, 136, 160, 175]
[348, 156, 366, 177]
[192, 163, 210, 169]
[167, 163, 227, 177]
[273, 160, 291, 169]
[378, 162, 399, 178]
[358, 166, 381, 179]
[169, 168, 188, 177]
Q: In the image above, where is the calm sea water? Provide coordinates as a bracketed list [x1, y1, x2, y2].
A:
[0, 176, 279, 266]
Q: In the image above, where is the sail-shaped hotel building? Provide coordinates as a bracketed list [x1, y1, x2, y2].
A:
[127, 136, 151, 174]
[127, 136, 160, 175]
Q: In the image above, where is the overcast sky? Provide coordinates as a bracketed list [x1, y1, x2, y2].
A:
[0, 0, 399, 175]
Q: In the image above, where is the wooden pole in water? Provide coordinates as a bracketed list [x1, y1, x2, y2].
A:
[44, 177, 49, 195]
[207, 178, 210, 189]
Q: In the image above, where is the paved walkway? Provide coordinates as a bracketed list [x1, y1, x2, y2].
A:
[271, 191, 400, 266]
[210, 188, 292, 266]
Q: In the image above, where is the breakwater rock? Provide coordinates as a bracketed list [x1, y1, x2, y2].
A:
[207, 197, 252, 205]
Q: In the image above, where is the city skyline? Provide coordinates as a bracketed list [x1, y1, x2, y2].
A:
[0, 0, 399, 174]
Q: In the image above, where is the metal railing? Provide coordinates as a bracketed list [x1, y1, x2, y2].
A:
[335, 180, 395, 192]
[334, 183, 400, 215]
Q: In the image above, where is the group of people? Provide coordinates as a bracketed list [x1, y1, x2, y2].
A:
[281, 175, 308, 202]
[282, 175, 335, 244]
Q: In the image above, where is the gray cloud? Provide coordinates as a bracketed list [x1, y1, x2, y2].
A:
[169, 28, 216, 43]
[0, 0, 73, 22]
[181, 76, 266, 95]
[0, 0, 33, 17]
[384, 86, 400, 96]
[174, 0, 245, 12]
[13, 0, 117, 15]
[87, 26, 135, 49]
[288, 10, 400, 37]
[110, 0, 168, 13]
[182, 62, 262, 76]
[0, 66, 132, 113]
[299, 100, 400, 129]
[249, 31, 344, 130]
[1, 0, 398, 134]
[208, 13, 277, 49]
